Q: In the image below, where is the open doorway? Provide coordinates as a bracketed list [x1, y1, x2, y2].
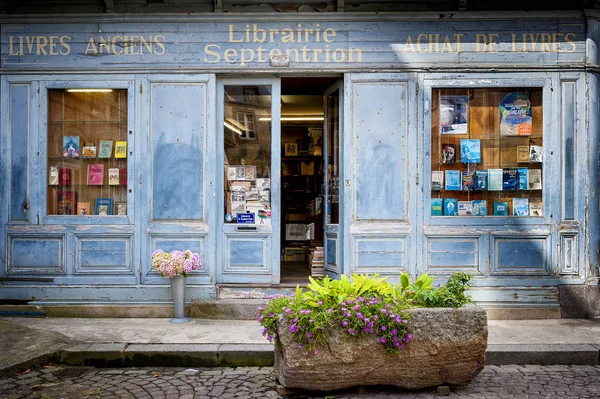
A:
[280, 77, 339, 284]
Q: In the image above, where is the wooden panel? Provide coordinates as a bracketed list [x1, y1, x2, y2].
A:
[8, 235, 64, 274]
[426, 236, 480, 273]
[10, 84, 29, 222]
[151, 83, 205, 220]
[224, 234, 271, 277]
[75, 236, 132, 274]
[562, 80, 576, 220]
[325, 235, 337, 271]
[492, 236, 549, 275]
[354, 237, 406, 272]
[354, 81, 407, 220]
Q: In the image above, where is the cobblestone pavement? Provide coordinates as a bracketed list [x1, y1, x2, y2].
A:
[1, 365, 600, 399]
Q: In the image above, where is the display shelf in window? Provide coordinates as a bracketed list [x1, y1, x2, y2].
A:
[47, 88, 128, 216]
[430, 87, 543, 217]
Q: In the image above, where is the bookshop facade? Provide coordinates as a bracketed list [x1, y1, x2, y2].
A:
[1, 11, 599, 314]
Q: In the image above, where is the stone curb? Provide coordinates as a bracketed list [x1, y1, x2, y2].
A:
[486, 344, 600, 365]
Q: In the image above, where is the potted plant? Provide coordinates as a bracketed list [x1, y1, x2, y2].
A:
[152, 249, 201, 323]
[258, 272, 487, 391]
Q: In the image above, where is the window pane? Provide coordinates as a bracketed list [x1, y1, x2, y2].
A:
[431, 88, 543, 217]
[327, 89, 340, 224]
[47, 89, 128, 216]
[224, 85, 272, 225]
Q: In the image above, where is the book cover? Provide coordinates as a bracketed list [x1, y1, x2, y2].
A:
[441, 143, 456, 164]
[82, 142, 97, 158]
[513, 197, 529, 216]
[431, 171, 444, 191]
[119, 168, 127, 185]
[488, 169, 503, 191]
[116, 202, 127, 216]
[230, 191, 246, 214]
[58, 168, 71, 186]
[440, 95, 468, 134]
[98, 140, 113, 158]
[227, 166, 237, 180]
[256, 178, 271, 189]
[431, 198, 443, 216]
[528, 169, 542, 190]
[461, 171, 474, 191]
[529, 201, 543, 216]
[62, 136, 80, 158]
[87, 164, 104, 185]
[115, 141, 127, 158]
[473, 170, 488, 191]
[49, 166, 59, 185]
[443, 198, 458, 216]
[472, 200, 488, 216]
[517, 145, 530, 162]
[95, 198, 113, 215]
[77, 201, 91, 216]
[445, 170, 461, 191]
[458, 201, 473, 216]
[502, 168, 518, 191]
[245, 165, 257, 181]
[493, 202, 509, 216]
[55, 190, 77, 215]
[236, 166, 246, 180]
[517, 167, 529, 190]
[460, 139, 481, 163]
[500, 92, 532, 136]
[530, 145, 543, 162]
[108, 168, 119, 185]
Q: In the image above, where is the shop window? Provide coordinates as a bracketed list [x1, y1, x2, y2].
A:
[47, 89, 128, 216]
[431, 88, 543, 217]
[224, 85, 272, 225]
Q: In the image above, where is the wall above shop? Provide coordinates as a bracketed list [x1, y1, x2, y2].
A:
[0, 0, 597, 14]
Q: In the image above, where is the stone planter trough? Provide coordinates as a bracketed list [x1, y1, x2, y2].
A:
[274, 305, 488, 391]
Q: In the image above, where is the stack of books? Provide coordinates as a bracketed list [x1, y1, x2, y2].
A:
[310, 246, 324, 277]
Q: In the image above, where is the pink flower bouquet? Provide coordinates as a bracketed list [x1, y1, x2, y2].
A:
[151, 249, 200, 278]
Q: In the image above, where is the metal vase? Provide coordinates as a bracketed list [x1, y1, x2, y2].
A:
[169, 275, 190, 323]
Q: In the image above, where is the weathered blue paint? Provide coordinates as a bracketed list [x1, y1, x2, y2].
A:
[9, 84, 29, 222]
[326, 236, 337, 267]
[353, 81, 407, 220]
[494, 238, 547, 274]
[8, 236, 63, 273]
[355, 239, 405, 268]
[428, 238, 479, 268]
[562, 81, 576, 220]
[229, 239, 265, 267]
[76, 237, 131, 274]
[151, 84, 205, 220]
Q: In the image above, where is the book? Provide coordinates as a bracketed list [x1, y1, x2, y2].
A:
[530, 145, 543, 162]
[458, 201, 473, 216]
[108, 168, 119, 185]
[460, 139, 481, 163]
[517, 145, 530, 162]
[98, 140, 113, 158]
[472, 200, 488, 216]
[431, 198, 443, 216]
[431, 171, 444, 191]
[87, 164, 104, 185]
[236, 166, 246, 180]
[120, 168, 128, 185]
[500, 92, 532, 136]
[55, 190, 77, 215]
[517, 167, 529, 190]
[115, 141, 127, 158]
[58, 168, 71, 186]
[245, 165, 257, 181]
[473, 170, 488, 191]
[116, 202, 127, 216]
[493, 202, 509, 216]
[230, 191, 246, 214]
[461, 171, 474, 191]
[77, 201, 91, 216]
[227, 167, 237, 180]
[62, 136, 80, 158]
[443, 198, 458, 216]
[82, 142, 97, 158]
[256, 178, 270, 189]
[441, 143, 456, 164]
[95, 198, 113, 215]
[488, 169, 503, 191]
[502, 168, 518, 191]
[445, 170, 461, 190]
[528, 169, 542, 190]
[513, 197, 529, 216]
[440, 95, 468, 134]
[49, 166, 59, 185]
[529, 201, 543, 216]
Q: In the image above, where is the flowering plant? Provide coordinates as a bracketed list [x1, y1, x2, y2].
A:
[258, 272, 472, 355]
[151, 249, 201, 278]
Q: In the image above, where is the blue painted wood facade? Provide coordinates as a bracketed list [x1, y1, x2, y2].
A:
[0, 11, 598, 309]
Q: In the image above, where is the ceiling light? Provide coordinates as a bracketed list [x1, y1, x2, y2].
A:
[66, 89, 113, 93]
[224, 121, 243, 135]
[259, 116, 324, 122]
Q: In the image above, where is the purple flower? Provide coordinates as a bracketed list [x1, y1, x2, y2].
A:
[356, 312, 364, 319]
[364, 318, 370, 323]
[307, 332, 313, 338]
[354, 305, 360, 311]
[269, 312, 275, 318]
[348, 328, 356, 335]
[391, 329, 398, 335]
[290, 324, 298, 333]
[342, 320, 349, 327]
[262, 327, 268, 335]
[380, 337, 386, 343]
[298, 343, 303, 348]
[267, 335, 273, 341]
[313, 349, 318, 355]
[381, 325, 387, 331]
[402, 319, 408, 324]
[328, 308, 334, 313]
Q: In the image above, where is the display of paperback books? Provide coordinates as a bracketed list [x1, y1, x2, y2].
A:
[461, 172, 474, 191]
[529, 201, 543, 216]
[82, 142, 97, 158]
[55, 190, 77, 215]
[442, 144, 456, 163]
[530, 145, 543, 162]
[500, 92, 532, 136]
[77, 201, 91, 216]
[488, 169, 503, 191]
[98, 140, 113, 158]
[120, 168, 128, 185]
[460, 139, 481, 163]
[114, 141, 127, 158]
[445, 170, 461, 190]
[517, 145, 530, 162]
[62, 136, 80, 158]
[472, 200, 487, 216]
[108, 168, 119, 185]
[517, 167, 528, 190]
[310, 246, 324, 277]
[494, 202, 509, 216]
[458, 201, 473, 216]
[431, 198, 443, 216]
[58, 168, 71, 186]
[443, 198, 458, 216]
[502, 168, 518, 191]
[431, 171, 444, 191]
[95, 198, 113, 215]
[528, 169, 542, 190]
[116, 202, 127, 216]
[49, 166, 59, 185]
[513, 198, 529, 216]
[87, 164, 104, 185]
[473, 170, 488, 191]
